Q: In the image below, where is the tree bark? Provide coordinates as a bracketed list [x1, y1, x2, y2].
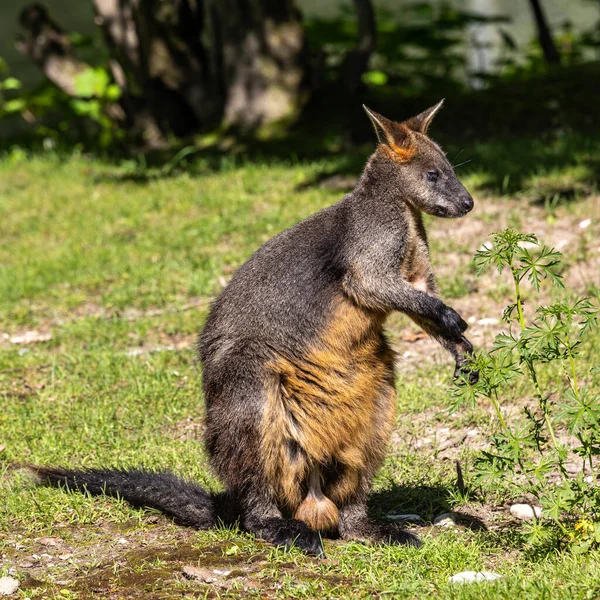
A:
[209, 0, 308, 130]
[17, 4, 94, 98]
[18, 1, 309, 141]
[17, 4, 126, 124]
[340, 0, 377, 97]
[528, 0, 561, 65]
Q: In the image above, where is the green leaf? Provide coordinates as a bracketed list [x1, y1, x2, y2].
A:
[74, 67, 109, 98]
[362, 70, 389, 86]
[3, 77, 22, 90]
[3, 98, 26, 113]
[105, 84, 122, 102]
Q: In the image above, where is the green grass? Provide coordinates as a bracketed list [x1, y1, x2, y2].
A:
[1, 139, 600, 598]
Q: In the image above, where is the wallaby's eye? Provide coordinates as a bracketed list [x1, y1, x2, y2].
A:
[426, 170, 439, 183]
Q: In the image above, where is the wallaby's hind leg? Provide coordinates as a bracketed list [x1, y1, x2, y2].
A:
[241, 488, 324, 556]
[335, 380, 420, 548]
[202, 351, 324, 556]
[338, 492, 421, 547]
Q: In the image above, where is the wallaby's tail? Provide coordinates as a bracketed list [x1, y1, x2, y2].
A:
[28, 466, 229, 529]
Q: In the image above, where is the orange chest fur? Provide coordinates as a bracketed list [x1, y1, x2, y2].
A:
[269, 298, 396, 468]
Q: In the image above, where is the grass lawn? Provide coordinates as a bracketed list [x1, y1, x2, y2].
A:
[0, 133, 599, 599]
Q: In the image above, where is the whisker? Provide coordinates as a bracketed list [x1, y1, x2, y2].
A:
[452, 158, 474, 169]
[452, 148, 466, 163]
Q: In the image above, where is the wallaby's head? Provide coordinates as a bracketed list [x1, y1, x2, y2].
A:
[363, 100, 473, 218]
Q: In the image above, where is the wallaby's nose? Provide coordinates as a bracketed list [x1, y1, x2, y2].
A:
[462, 194, 474, 213]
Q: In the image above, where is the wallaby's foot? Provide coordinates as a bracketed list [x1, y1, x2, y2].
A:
[247, 516, 324, 556]
[339, 502, 421, 548]
[340, 518, 421, 547]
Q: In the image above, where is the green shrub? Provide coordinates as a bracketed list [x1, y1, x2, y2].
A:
[453, 229, 600, 551]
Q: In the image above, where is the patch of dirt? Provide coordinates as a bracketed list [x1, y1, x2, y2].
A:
[125, 333, 197, 357]
[2, 522, 350, 600]
[163, 416, 205, 441]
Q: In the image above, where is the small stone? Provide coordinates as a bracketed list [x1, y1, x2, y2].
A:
[434, 512, 459, 527]
[182, 565, 216, 582]
[146, 515, 160, 524]
[213, 569, 231, 577]
[477, 317, 499, 326]
[579, 218, 592, 229]
[116, 538, 128, 545]
[387, 514, 424, 524]
[518, 241, 538, 250]
[18, 561, 34, 569]
[449, 571, 502, 584]
[59, 553, 73, 561]
[38, 537, 61, 547]
[0, 576, 20, 596]
[510, 503, 542, 520]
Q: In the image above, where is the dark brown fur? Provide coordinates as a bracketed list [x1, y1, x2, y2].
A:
[29, 101, 476, 556]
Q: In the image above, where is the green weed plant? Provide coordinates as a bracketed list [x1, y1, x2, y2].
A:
[453, 229, 600, 552]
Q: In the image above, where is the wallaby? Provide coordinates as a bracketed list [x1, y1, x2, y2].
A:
[29, 100, 476, 557]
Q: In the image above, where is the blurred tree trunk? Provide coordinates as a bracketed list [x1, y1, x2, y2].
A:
[528, 0, 560, 64]
[340, 0, 377, 97]
[95, 0, 308, 135]
[212, 0, 307, 129]
[19, 1, 308, 144]
[341, 0, 376, 143]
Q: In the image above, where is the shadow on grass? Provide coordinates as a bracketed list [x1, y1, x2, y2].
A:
[368, 484, 487, 532]
[6, 62, 600, 203]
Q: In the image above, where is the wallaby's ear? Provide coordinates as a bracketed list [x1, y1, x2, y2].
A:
[363, 104, 417, 161]
[404, 99, 444, 134]
[363, 105, 395, 144]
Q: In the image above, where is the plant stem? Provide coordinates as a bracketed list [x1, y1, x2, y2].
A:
[511, 265, 567, 479]
[489, 390, 508, 431]
[565, 330, 580, 398]
[565, 330, 596, 482]
[512, 270, 527, 331]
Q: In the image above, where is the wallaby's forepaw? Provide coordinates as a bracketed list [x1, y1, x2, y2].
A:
[268, 518, 325, 557]
[453, 336, 478, 384]
[454, 362, 479, 385]
[440, 306, 468, 339]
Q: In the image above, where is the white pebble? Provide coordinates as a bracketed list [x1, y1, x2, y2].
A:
[449, 571, 502, 583]
[518, 241, 538, 250]
[579, 218, 591, 229]
[434, 512, 459, 527]
[387, 513, 423, 524]
[510, 503, 542, 520]
[0, 577, 20, 596]
[477, 317, 499, 326]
